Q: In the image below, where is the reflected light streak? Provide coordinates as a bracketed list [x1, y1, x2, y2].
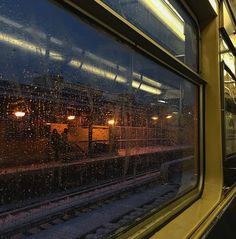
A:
[49, 51, 64, 61]
[0, 15, 164, 90]
[69, 59, 83, 68]
[82, 63, 115, 79]
[133, 72, 162, 88]
[0, 33, 162, 90]
[132, 80, 161, 95]
[0, 33, 64, 61]
[0, 33, 46, 55]
[140, 0, 185, 41]
[69, 59, 127, 83]
[143, 75, 161, 87]
[0, 15, 23, 28]
[0, 15, 63, 46]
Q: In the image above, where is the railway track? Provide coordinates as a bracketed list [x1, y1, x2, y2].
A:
[0, 169, 167, 238]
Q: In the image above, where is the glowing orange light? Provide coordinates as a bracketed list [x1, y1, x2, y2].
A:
[151, 116, 159, 120]
[108, 119, 115, 125]
[14, 111, 25, 117]
[67, 115, 75, 120]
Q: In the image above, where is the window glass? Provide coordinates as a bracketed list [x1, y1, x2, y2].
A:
[0, 0, 199, 237]
[220, 38, 236, 74]
[101, 0, 198, 71]
[223, 69, 236, 185]
[221, 1, 236, 187]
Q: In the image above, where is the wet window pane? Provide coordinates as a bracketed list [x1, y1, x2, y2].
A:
[101, 0, 198, 71]
[0, 0, 199, 237]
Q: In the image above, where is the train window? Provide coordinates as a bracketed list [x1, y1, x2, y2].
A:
[0, 0, 199, 237]
[220, 35, 236, 75]
[101, 0, 198, 71]
[222, 65, 236, 186]
[220, 0, 236, 187]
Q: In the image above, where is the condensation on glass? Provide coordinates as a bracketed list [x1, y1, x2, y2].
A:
[0, 0, 199, 236]
[101, 0, 198, 71]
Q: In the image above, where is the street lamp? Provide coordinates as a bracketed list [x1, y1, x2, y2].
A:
[14, 111, 25, 118]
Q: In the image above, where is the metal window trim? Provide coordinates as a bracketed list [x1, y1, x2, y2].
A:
[220, 61, 227, 179]
[61, 0, 206, 86]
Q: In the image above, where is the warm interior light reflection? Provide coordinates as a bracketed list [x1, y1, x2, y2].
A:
[108, 119, 115, 125]
[14, 111, 25, 117]
[0, 32, 166, 90]
[166, 114, 173, 119]
[0, 15, 169, 91]
[140, 0, 185, 41]
[67, 115, 75, 120]
[151, 116, 159, 120]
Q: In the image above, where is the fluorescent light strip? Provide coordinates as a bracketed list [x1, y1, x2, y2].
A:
[0, 15, 23, 28]
[68, 58, 127, 83]
[132, 80, 161, 95]
[0, 15, 63, 46]
[143, 76, 161, 87]
[140, 0, 185, 41]
[0, 33, 46, 55]
[133, 72, 162, 88]
[0, 16, 163, 89]
[49, 51, 64, 61]
[82, 63, 127, 83]
[0, 33, 162, 90]
[0, 33, 65, 61]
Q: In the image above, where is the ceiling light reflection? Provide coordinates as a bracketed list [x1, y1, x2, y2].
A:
[132, 80, 161, 95]
[140, 0, 185, 41]
[0, 33, 46, 55]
